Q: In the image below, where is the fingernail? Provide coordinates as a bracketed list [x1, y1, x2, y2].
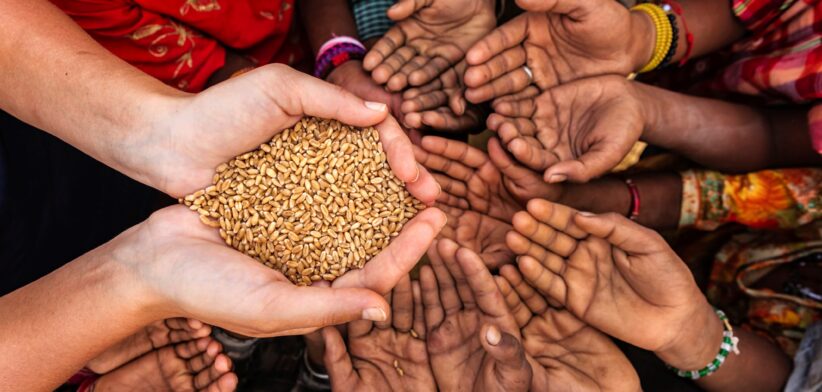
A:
[411, 163, 422, 183]
[362, 307, 387, 322]
[364, 101, 387, 112]
[486, 326, 501, 345]
[578, 211, 595, 217]
[548, 174, 567, 183]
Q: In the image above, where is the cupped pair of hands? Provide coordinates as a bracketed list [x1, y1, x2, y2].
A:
[365, 0, 657, 183]
[111, 64, 446, 338]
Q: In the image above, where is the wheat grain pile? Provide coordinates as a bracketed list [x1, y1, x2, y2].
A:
[182, 117, 424, 285]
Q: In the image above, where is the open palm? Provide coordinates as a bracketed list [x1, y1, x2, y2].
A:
[464, 0, 647, 103]
[489, 76, 646, 183]
[497, 266, 641, 392]
[322, 276, 436, 392]
[506, 199, 708, 352]
[438, 204, 513, 269]
[364, 0, 496, 91]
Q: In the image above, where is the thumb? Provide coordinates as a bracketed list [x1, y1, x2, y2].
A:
[480, 324, 532, 392]
[322, 327, 360, 390]
[543, 145, 625, 184]
[388, 0, 428, 21]
[280, 66, 390, 127]
[265, 285, 391, 333]
[573, 211, 667, 255]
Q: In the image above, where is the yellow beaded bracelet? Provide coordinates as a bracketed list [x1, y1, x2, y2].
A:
[632, 3, 673, 74]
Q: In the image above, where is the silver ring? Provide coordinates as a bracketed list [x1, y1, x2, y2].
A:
[522, 65, 533, 81]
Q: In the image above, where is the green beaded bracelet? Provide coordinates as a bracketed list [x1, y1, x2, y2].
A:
[668, 309, 740, 380]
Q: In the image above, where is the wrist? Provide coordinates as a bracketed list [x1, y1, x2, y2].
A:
[628, 9, 657, 73]
[655, 300, 724, 370]
[326, 59, 363, 84]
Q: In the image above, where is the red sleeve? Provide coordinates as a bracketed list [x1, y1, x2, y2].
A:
[51, 0, 225, 92]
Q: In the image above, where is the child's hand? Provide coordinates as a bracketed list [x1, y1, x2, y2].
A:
[506, 198, 711, 353]
[488, 76, 646, 183]
[486, 137, 564, 205]
[322, 275, 436, 392]
[401, 62, 485, 133]
[496, 266, 642, 392]
[364, 0, 496, 91]
[421, 240, 531, 391]
[438, 204, 514, 269]
[464, 0, 651, 102]
[415, 136, 532, 222]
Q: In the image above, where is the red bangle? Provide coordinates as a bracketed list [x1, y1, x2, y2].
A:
[625, 179, 641, 221]
[660, 0, 694, 66]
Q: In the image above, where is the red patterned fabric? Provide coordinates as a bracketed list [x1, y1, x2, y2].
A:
[52, 0, 303, 92]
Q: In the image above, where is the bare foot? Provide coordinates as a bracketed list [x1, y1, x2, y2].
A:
[86, 318, 211, 374]
[92, 337, 237, 391]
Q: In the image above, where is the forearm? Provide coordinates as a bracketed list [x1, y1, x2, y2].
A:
[656, 302, 791, 392]
[300, 0, 360, 54]
[559, 172, 683, 230]
[639, 83, 821, 172]
[0, 236, 162, 390]
[669, 0, 746, 62]
[0, 0, 184, 189]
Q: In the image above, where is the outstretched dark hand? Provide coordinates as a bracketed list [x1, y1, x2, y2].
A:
[322, 275, 436, 392]
[364, 0, 496, 91]
[464, 0, 651, 103]
[488, 75, 647, 183]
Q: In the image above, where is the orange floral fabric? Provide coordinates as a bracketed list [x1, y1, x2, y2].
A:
[680, 168, 822, 230]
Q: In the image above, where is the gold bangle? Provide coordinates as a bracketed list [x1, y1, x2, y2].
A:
[632, 3, 673, 74]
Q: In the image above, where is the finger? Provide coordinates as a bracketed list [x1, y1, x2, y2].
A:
[275, 66, 389, 127]
[511, 208, 580, 257]
[372, 46, 417, 85]
[465, 67, 532, 104]
[542, 145, 628, 183]
[466, 17, 527, 66]
[526, 198, 587, 239]
[387, 0, 431, 21]
[403, 78, 445, 101]
[388, 55, 429, 91]
[409, 56, 452, 87]
[517, 255, 567, 304]
[464, 46, 526, 88]
[499, 265, 549, 315]
[407, 164, 442, 206]
[322, 327, 360, 391]
[364, 28, 407, 71]
[392, 275, 415, 331]
[491, 86, 540, 106]
[480, 324, 532, 391]
[194, 353, 233, 390]
[332, 207, 446, 294]
[573, 211, 667, 254]
[487, 114, 537, 137]
[487, 137, 545, 191]
[402, 89, 449, 113]
[456, 248, 509, 319]
[420, 136, 489, 171]
[439, 239, 476, 308]
[492, 98, 536, 118]
[248, 284, 391, 335]
[411, 280, 427, 339]
[173, 337, 211, 360]
[432, 172, 468, 200]
[415, 141, 475, 181]
[376, 115, 420, 186]
[435, 184, 469, 209]
[495, 275, 531, 328]
[168, 325, 212, 343]
[188, 347, 217, 374]
[427, 240, 462, 315]
[348, 317, 375, 338]
[505, 230, 565, 271]
[421, 108, 480, 132]
[206, 372, 238, 392]
[419, 263, 445, 329]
